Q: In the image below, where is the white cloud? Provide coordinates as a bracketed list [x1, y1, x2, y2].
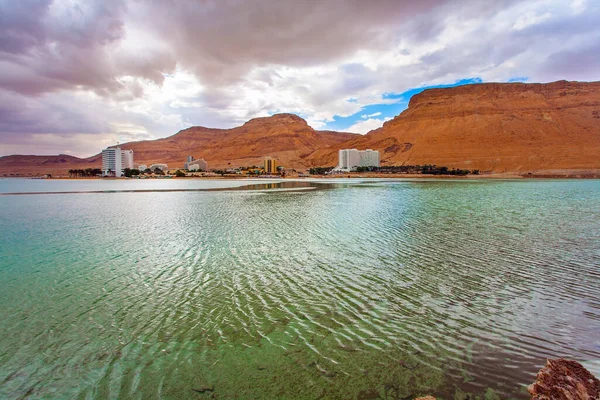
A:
[361, 112, 382, 119]
[512, 12, 552, 31]
[570, 0, 587, 14]
[345, 117, 392, 135]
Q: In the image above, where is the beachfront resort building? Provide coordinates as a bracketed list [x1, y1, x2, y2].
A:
[149, 164, 169, 172]
[335, 149, 380, 172]
[101, 146, 134, 177]
[264, 157, 278, 174]
[184, 155, 208, 171]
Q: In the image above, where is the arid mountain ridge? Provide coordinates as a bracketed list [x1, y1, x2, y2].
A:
[1, 80, 599, 176]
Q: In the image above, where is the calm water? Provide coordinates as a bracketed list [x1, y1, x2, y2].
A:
[0, 178, 599, 399]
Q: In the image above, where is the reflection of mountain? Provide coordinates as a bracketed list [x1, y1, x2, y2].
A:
[1, 80, 599, 176]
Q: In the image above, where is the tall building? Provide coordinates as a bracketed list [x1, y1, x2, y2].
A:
[264, 157, 278, 174]
[335, 149, 379, 171]
[122, 149, 134, 169]
[359, 149, 379, 168]
[102, 146, 134, 177]
[338, 149, 360, 170]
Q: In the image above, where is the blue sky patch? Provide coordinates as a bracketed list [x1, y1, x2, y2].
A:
[323, 78, 484, 132]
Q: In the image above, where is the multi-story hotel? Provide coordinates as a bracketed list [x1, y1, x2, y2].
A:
[101, 146, 134, 177]
[184, 155, 208, 171]
[335, 149, 379, 172]
[264, 157, 278, 174]
[149, 164, 169, 172]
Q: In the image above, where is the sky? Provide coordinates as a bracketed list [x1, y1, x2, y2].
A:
[0, 0, 599, 157]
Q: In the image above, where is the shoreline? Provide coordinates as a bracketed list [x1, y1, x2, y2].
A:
[2, 172, 600, 180]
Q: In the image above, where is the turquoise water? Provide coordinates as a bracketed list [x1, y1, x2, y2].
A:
[0, 178, 599, 399]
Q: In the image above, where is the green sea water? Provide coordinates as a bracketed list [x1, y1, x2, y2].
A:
[0, 178, 599, 399]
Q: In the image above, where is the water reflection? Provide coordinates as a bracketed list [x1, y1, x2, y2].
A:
[0, 180, 343, 195]
[0, 179, 598, 399]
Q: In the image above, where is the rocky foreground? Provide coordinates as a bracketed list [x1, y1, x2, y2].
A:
[528, 358, 600, 400]
[412, 358, 599, 400]
[1, 80, 599, 176]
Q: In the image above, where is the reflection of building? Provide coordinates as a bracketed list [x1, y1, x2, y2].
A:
[264, 157, 278, 174]
[102, 146, 134, 177]
[149, 164, 169, 172]
[335, 149, 379, 172]
[184, 155, 208, 171]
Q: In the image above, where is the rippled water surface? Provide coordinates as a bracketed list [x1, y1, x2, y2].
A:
[1, 178, 599, 399]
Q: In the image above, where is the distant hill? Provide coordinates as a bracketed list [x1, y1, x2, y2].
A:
[120, 113, 357, 169]
[0, 154, 101, 177]
[0, 113, 357, 176]
[1, 81, 599, 177]
[308, 80, 600, 174]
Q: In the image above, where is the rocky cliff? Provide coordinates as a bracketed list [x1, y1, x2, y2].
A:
[309, 80, 600, 174]
[1, 81, 599, 176]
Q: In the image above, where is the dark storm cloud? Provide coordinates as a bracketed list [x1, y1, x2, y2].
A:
[0, 0, 599, 156]
[0, 0, 175, 96]
[0, 0, 519, 95]
[131, 0, 523, 86]
[0, 89, 109, 135]
[540, 42, 600, 81]
[0, 0, 51, 54]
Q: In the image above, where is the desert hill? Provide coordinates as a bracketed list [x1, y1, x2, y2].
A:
[124, 113, 357, 169]
[1, 80, 599, 176]
[0, 154, 101, 177]
[309, 80, 600, 174]
[0, 114, 357, 176]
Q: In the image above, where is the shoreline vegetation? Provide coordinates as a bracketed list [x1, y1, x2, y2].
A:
[0, 164, 598, 180]
[3, 173, 600, 180]
[4, 171, 600, 180]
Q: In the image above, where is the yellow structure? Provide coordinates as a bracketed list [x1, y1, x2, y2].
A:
[264, 157, 278, 174]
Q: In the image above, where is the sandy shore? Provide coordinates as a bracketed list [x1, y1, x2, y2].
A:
[4, 171, 600, 180]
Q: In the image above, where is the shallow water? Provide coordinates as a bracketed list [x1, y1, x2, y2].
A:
[0, 178, 599, 399]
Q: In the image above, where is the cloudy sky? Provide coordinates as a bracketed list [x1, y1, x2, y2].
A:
[1, 0, 599, 157]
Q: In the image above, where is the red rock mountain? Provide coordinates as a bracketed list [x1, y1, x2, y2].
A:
[309, 80, 600, 174]
[1, 80, 599, 176]
[0, 114, 356, 176]
[123, 113, 356, 169]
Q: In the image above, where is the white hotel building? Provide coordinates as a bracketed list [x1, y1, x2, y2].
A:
[101, 146, 134, 177]
[335, 149, 380, 172]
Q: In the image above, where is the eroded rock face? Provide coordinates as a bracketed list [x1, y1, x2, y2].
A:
[309, 80, 600, 174]
[528, 358, 600, 400]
